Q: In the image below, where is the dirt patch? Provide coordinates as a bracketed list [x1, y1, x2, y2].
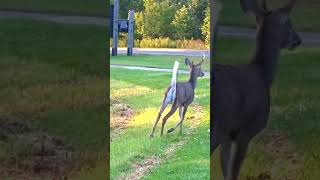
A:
[0, 118, 74, 179]
[245, 173, 272, 180]
[119, 104, 204, 180]
[258, 129, 304, 180]
[110, 99, 134, 140]
[120, 140, 187, 180]
[0, 117, 31, 141]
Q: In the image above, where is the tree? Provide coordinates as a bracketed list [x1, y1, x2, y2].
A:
[201, 4, 210, 47]
[141, 0, 177, 38]
[117, 0, 144, 18]
[171, 0, 209, 39]
[171, 5, 195, 39]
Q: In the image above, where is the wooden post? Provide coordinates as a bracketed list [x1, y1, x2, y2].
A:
[112, 0, 119, 56]
[127, 10, 135, 56]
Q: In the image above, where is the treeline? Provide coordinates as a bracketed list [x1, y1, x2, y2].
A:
[117, 0, 210, 47]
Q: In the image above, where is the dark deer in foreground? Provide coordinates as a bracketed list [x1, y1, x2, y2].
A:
[150, 57, 205, 138]
[211, 0, 301, 179]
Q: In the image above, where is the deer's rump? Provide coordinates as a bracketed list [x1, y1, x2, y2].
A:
[212, 63, 270, 142]
[167, 82, 194, 106]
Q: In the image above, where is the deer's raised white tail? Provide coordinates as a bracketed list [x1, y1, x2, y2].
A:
[164, 61, 179, 105]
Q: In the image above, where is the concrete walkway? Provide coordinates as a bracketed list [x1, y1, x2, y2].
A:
[111, 64, 210, 77]
[1, 10, 320, 46]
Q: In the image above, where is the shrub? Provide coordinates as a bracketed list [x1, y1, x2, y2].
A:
[111, 37, 207, 50]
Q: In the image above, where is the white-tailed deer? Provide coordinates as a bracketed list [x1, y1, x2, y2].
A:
[150, 57, 205, 138]
[211, 0, 301, 179]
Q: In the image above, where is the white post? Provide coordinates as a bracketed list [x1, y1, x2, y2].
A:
[127, 10, 135, 56]
[112, 0, 119, 56]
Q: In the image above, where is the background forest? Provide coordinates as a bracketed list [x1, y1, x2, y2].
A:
[114, 0, 210, 48]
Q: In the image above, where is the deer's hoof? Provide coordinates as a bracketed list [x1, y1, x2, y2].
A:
[149, 134, 154, 138]
[167, 128, 175, 134]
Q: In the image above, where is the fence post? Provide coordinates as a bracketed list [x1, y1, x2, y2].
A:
[112, 0, 119, 56]
[127, 10, 135, 56]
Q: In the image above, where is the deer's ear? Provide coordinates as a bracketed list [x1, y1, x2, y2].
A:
[197, 59, 204, 66]
[240, 0, 265, 21]
[277, 0, 296, 14]
[277, 0, 296, 18]
[185, 58, 191, 66]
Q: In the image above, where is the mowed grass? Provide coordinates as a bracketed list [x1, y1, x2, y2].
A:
[0, 0, 107, 16]
[110, 64, 210, 179]
[111, 55, 210, 71]
[212, 37, 320, 179]
[0, 20, 108, 179]
[220, 0, 320, 32]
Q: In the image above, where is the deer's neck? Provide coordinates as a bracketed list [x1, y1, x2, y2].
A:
[250, 24, 281, 87]
[188, 70, 198, 89]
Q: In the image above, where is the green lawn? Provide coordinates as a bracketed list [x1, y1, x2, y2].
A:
[110, 58, 210, 179]
[111, 55, 210, 71]
[0, 0, 107, 16]
[0, 20, 108, 179]
[212, 37, 320, 179]
[219, 0, 320, 32]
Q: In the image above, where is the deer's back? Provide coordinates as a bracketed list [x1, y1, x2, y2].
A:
[213, 64, 270, 141]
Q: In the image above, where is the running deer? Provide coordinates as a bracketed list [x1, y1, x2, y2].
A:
[211, 0, 301, 179]
[150, 57, 205, 138]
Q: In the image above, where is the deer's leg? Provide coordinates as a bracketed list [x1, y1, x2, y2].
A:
[167, 105, 188, 134]
[220, 141, 231, 178]
[167, 106, 183, 134]
[179, 105, 188, 134]
[150, 100, 169, 138]
[221, 140, 248, 180]
[160, 104, 178, 136]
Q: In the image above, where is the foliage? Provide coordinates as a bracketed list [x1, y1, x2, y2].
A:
[133, 0, 209, 41]
[113, 37, 208, 49]
[201, 4, 210, 48]
[171, 5, 198, 39]
[139, 0, 177, 38]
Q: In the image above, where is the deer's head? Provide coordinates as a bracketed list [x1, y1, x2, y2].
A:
[185, 57, 205, 77]
[240, 0, 302, 50]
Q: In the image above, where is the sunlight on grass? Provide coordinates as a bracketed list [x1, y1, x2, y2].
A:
[129, 107, 180, 127]
[111, 79, 153, 99]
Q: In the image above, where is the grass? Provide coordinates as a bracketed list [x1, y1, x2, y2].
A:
[219, 0, 320, 32]
[212, 37, 320, 179]
[110, 55, 210, 71]
[0, 19, 108, 179]
[110, 60, 210, 179]
[0, 0, 107, 16]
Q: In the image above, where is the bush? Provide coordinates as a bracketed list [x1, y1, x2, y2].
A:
[111, 37, 207, 50]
